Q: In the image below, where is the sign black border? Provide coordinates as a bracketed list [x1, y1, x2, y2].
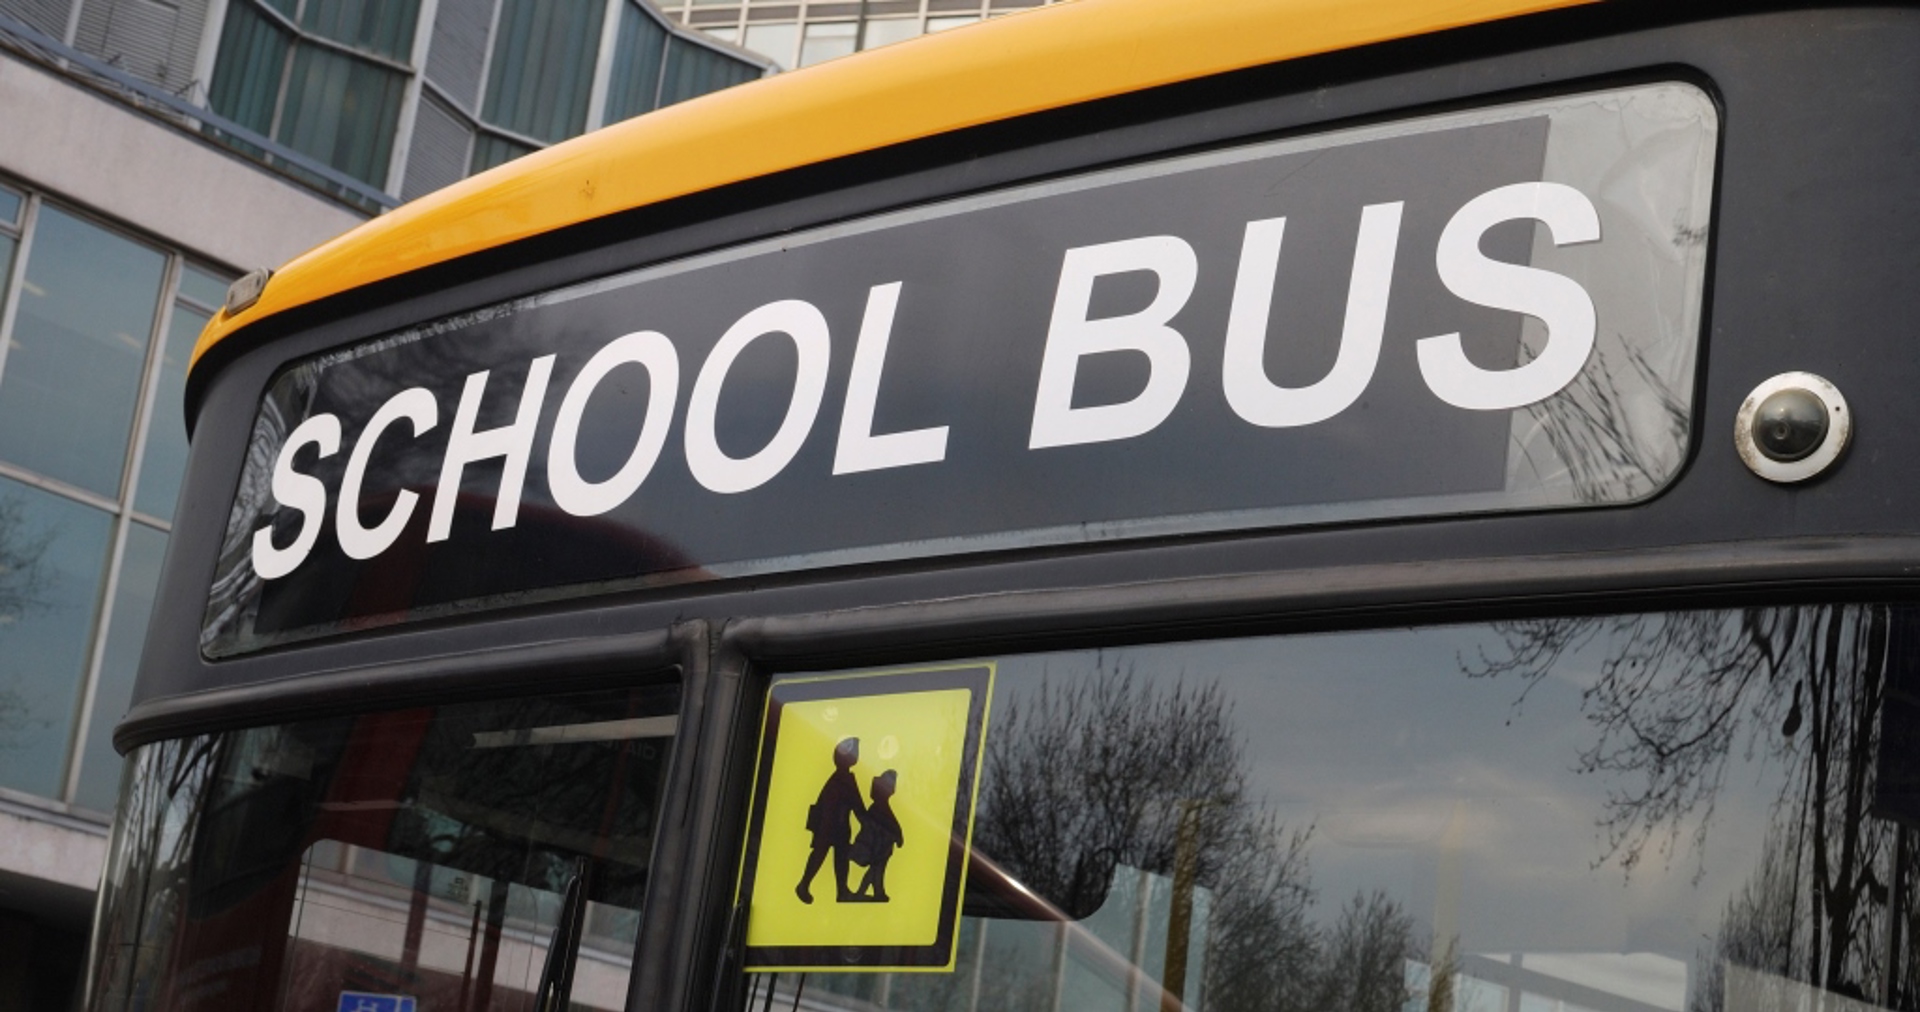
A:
[737, 664, 993, 971]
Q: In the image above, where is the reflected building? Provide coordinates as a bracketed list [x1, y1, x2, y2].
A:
[699, 607, 1916, 1012]
[661, 0, 1063, 72]
[0, 0, 764, 1004]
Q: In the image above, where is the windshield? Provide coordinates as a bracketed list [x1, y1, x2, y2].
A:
[732, 605, 1920, 1012]
[87, 683, 678, 1012]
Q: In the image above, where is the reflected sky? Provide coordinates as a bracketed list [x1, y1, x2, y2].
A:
[994, 619, 1794, 975]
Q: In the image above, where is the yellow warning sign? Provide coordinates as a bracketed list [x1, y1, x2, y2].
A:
[737, 664, 993, 972]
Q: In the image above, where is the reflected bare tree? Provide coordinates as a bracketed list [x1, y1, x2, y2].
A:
[1310, 891, 1420, 1012]
[0, 494, 54, 749]
[973, 665, 1417, 1012]
[975, 669, 1267, 914]
[88, 735, 221, 1010]
[1472, 605, 1914, 1007]
[1519, 339, 1689, 504]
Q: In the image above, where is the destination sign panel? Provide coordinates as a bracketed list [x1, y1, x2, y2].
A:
[204, 84, 1717, 655]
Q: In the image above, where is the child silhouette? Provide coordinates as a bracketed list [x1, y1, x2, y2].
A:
[851, 769, 903, 902]
[797, 737, 865, 904]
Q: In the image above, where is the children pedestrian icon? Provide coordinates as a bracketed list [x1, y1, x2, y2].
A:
[795, 738, 906, 905]
[850, 770, 903, 901]
[796, 737, 865, 904]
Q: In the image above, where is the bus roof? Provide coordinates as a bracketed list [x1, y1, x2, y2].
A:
[191, 0, 1589, 370]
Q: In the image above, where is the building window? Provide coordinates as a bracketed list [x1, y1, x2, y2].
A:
[741, 20, 796, 68]
[672, 0, 1072, 65]
[798, 19, 854, 65]
[0, 205, 166, 498]
[604, 0, 668, 121]
[209, 0, 423, 189]
[460, 0, 766, 173]
[0, 179, 231, 812]
[468, 131, 535, 174]
[480, 0, 605, 145]
[657, 28, 761, 105]
[861, 16, 923, 48]
[198, 0, 767, 198]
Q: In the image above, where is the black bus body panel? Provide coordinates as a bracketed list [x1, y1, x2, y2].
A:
[133, 5, 1920, 734]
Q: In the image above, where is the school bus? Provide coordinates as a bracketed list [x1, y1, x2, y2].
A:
[82, 2, 1920, 1011]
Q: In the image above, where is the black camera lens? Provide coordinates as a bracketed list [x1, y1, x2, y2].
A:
[1750, 388, 1829, 462]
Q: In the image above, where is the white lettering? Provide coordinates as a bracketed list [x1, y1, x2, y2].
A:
[336, 388, 438, 560]
[251, 414, 340, 580]
[685, 300, 831, 494]
[1418, 182, 1601, 410]
[1222, 202, 1403, 427]
[1029, 235, 1196, 449]
[428, 355, 557, 542]
[548, 332, 681, 517]
[833, 282, 948, 475]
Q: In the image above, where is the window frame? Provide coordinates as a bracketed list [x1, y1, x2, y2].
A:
[0, 175, 235, 813]
[209, 0, 426, 191]
[93, 625, 709, 1012]
[408, 0, 770, 182]
[674, 562, 1915, 1012]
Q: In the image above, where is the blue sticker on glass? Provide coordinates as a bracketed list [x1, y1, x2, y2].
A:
[336, 993, 416, 1012]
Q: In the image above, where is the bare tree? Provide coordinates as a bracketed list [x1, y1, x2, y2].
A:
[1475, 605, 1910, 1004]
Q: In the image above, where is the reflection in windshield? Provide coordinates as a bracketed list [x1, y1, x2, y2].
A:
[87, 685, 677, 1011]
[761, 605, 1918, 1012]
[1479, 607, 1917, 1012]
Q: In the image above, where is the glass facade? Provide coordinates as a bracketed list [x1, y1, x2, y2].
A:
[0, 180, 232, 814]
[670, 0, 1056, 70]
[209, 0, 419, 187]
[481, 0, 607, 145]
[205, 0, 768, 197]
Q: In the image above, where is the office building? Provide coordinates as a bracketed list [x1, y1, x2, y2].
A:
[663, 0, 1063, 71]
[0, 1, 763, 1004]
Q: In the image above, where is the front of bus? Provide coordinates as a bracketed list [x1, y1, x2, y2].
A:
[83, 2, 1920, 1011]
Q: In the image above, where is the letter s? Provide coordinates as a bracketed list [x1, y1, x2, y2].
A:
[1417, 182, 1600, 411]
[252, 414, 341, 580]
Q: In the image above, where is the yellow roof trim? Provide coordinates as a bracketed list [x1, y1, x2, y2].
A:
[193, 0, 1593, 368]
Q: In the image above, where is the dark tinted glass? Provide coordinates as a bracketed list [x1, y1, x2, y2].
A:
[278, 43, 408, 185]
[299, 0, 421, 60]
[89, 684, 678, 1012]
[481, 0, 605, 144]
[470, 132, 535, 174]
[606, 2, 669, 122]
[659, 36, 760, 106]
[209, 2, 294, 137]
